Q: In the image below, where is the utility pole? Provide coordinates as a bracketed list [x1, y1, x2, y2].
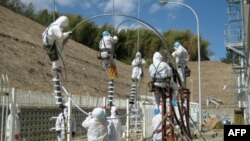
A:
[53, 0, 55, 21]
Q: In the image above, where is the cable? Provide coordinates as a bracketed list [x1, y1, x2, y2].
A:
[61, 86, 89, 115]
[61, 85, 132, 119]
[189, 115, 206, 141]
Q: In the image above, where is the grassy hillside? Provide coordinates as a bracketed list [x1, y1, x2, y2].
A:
[0, 6, 234, 106]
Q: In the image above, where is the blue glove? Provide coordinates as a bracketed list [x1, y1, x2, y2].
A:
[171, 98, 178, 106]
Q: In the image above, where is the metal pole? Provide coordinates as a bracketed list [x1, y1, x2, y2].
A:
[53, 0, 55, 21]
[169, 90, 174, 141]
[135, 82, 138, 132]
[163, 1, 202, 130]
[161, 89, 167, 141]
[126, 99, 130, 140]
[67, 98, 72, 141]
[112, 0, 115, 35]
[9, 88, 16, 141]
[191, 79, 193, 102]
[137, 0, 140, 52]
[0, 96, 5, 141]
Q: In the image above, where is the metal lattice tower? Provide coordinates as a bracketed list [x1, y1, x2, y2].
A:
[224, 0, 248, 123]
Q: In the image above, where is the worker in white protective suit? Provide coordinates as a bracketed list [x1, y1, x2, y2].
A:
[98, 31, 118, 80]
[42, 15, 72, 73]
[149, 52, 173, 108]
[171, 41, 190, 87]
[55, 104, 76, 141]
[152, 106, 162, 141]
[6, 104, 21, 141]
[151, 105, 171, 141]
[82, 107, 109, 141]
[131, 52, 145, 82]
[107, 106, 122, 141]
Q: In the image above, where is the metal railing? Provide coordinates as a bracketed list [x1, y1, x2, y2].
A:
[0, 89, 127, 109]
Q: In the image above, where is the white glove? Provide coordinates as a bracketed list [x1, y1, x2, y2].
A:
[88, 112, 92, 117]
[66, 31, 72, 36]
[113, 35, 118, 40]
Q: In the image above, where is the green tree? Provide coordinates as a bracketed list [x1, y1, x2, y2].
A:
[23, 3, 34, 19]
[34, 9, 53, 26]
[0, 0, 9, 6]
[163, 30, 211, 61]
[220, 51, 234, 64]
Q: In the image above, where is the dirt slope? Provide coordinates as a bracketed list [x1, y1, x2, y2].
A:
[0, 6, 133, 99]
[0, 6, 234, 104]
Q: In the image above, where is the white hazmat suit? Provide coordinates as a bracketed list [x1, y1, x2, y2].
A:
[151, 106, 170, 141]
[171, 42, 189, 86]
[82, 107, 109, 141]
[152, 108, 162, 141]
[42, 16, 72, 72]
[149, 52, 172, 88]
[131, 52, 145, 81]
[99, 31, 118, 80]
[149, 52, 172, 107]
[55, 107, 76, 141]
[107, 106, 122, 141]
[6, 104, 21, 141]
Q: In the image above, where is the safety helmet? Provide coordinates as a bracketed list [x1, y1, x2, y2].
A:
[174, 41, 181, 48]
[92, 107, 105, 120]
[102, 31, 110, 36]
[153, 107, 160, 116]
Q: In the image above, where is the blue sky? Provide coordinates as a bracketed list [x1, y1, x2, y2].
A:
[21, 0, 228, 61]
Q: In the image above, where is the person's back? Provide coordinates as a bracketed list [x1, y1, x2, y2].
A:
[108, 106, 122, 141]
[82, 107, 109, 141]
[42, 16, 71, 46]
[85, 118, 108, 141]
[149, 52, 172, 88]
[42, 15, 72, 72]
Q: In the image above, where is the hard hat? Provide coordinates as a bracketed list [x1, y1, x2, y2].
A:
[102, 31, 110, 36]
[92, 107, 105, 120]
[174, 41, 181, 48]
[153, 107, 160, 115]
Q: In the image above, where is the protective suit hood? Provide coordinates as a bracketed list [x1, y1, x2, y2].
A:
[92, 107, 105, 120]
[136, 52, 141, 58]
[54, 16, 69, 28]
[153, 52, 163, 63]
